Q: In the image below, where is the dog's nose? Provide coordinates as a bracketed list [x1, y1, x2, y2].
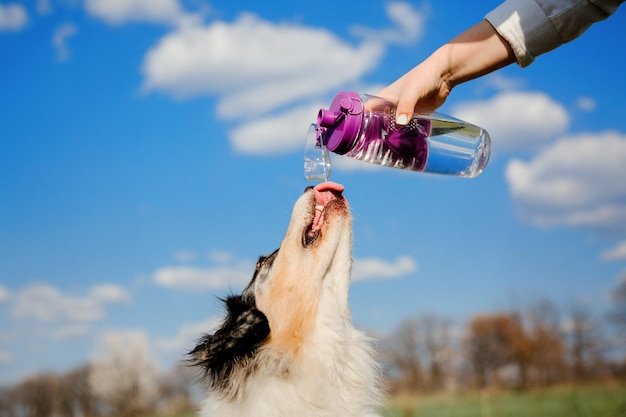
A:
[303, 186, 314, 194]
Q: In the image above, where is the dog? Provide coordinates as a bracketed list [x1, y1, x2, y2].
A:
[189, 181, 381, 417]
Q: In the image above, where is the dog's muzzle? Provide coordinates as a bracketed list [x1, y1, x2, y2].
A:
[303, 182, 347, 247]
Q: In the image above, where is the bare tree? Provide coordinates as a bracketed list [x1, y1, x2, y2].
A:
[89, 331, 159, 417]
[158, 363, 199, 414]
[607, 276, 626, 375]
[465, 314, 511, 387]
[506, 313, 533, 389]
[417, 314, 452, 390]
[608, 275, 626, 334]
[12, 373, 57, 417]
[0, 386, 15, 417]
[58, 365, 100, 417]
[526, 299, 566, 386]
[465, 313, 533, 388]
[381, 318, 424, 392]
[567, 302, 604, 381]
[380, 313, 455, 392]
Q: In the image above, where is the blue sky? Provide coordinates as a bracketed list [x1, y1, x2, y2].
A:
[1, 0, 625, 385]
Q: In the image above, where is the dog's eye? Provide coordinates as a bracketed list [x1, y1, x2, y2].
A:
[254, 257, 266, 270]
[252, 249, 279, 284]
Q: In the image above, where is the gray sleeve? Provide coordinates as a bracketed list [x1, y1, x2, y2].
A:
[485, 0, 623, 67]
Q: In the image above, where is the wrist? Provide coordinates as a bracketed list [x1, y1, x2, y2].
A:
[437, 20, 516, 88]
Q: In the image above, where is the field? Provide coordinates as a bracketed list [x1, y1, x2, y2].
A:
[153, 383, 626, 417]
[381, 383, 626, 417]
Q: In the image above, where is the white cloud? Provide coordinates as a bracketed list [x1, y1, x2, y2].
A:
[208, 250, 235, 264]
[154, 254, 417, 287]
[90, 283, 131, 303]
[84, 0, 191, 26]
[175, 249, 197, 263]
[0, 3, 28, 31]
[37, 0, 52, 15]
[482, 73, 526, 92]
[52, 23, 78, 61]
[0, 350, 13, 363]
[11, 283, 130, 323]
[140, 7, 435, 155]
[153, 262, 253, 290]
[576, 96, 597, 112]
[52, 323, 92, 340]
[156, 316, 221, 353]
[385, 2, 427, 42]
[452, 91, 570, 153]
[505, 131, 626, 233]
[351, 1, 428, 45]
[0, 284, 8, 302]
[12, 284, 102, 322]
[601, 241, 626, 261]
[352, 256, 417, 281]
[142, 13, 382, 115]
[229, 102, 323, 154]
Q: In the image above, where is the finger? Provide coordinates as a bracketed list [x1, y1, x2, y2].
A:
[395, 87, 422, 126]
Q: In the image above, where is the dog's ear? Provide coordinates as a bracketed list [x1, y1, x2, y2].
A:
[189, 295, 270, 387]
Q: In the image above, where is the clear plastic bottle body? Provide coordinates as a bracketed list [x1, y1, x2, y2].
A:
[346, 94, 490, 178]
[304, 92, 491, 180]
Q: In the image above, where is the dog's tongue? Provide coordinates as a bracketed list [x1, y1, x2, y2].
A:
[314, 181, 345, 207]
[310, 182, 346, 235]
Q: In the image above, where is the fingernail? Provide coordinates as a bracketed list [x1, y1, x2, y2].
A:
[396, 114, 408, 125]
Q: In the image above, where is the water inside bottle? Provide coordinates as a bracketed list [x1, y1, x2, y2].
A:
[423, 117, 490, 177]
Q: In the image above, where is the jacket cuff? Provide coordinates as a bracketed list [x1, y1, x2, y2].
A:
[485, 0, 561, 67]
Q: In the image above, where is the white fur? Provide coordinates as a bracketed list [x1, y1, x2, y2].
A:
[197, 188, 382, 417]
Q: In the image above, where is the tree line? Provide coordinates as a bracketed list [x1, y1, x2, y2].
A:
[0, 343, 199, 417]
[1, 279, 625, 417]
[380, 292, 626, 393]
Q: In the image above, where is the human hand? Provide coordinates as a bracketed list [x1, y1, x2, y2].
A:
[375, 59, 453, 124]
[375, 20, 515, 125]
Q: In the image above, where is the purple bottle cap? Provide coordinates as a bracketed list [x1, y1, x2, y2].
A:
[317, 92, 363, 155]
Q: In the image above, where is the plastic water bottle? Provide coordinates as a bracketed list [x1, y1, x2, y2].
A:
[304, 91, 491, 181]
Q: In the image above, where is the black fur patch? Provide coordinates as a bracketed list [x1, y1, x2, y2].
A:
[189, 293, 270, 390]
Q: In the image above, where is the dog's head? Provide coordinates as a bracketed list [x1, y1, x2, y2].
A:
[190, 182, 352, 391]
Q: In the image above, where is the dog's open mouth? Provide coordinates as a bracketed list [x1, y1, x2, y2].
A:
[303, 181, 347, 246]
